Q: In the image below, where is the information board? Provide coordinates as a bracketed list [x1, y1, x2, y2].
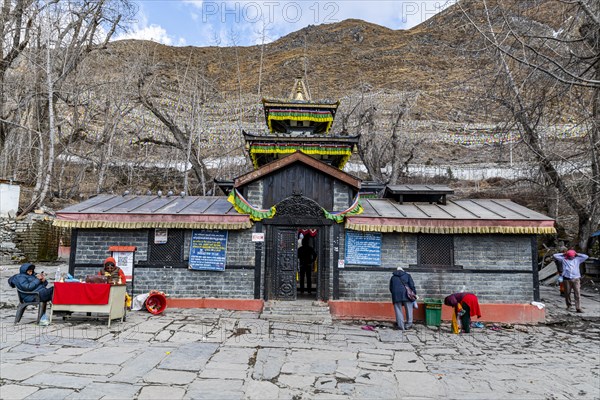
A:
[345, 231, 382, 266]
[154, 228, 168, 244]
[114, 251, 134, 279]
[189, 230, 228, 271]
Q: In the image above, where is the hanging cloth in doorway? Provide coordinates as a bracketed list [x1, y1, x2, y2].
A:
[299, 229, 318, 237]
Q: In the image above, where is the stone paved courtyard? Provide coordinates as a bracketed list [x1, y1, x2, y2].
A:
[1, 263, 599, 399]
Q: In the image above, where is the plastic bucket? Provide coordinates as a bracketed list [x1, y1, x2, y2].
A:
[146, 292, 167, 315]
[424, 298, 443, 327]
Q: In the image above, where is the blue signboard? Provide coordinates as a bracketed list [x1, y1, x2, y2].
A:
[189, 230, 228, 271]
[345, 231, 382, 266]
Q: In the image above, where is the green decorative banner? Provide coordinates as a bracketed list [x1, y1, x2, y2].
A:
[228, 189, 362, 224]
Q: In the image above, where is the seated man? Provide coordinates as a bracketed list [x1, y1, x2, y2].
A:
[8, 263, 54, 302]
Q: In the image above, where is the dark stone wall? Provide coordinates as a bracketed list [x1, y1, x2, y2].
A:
[337, 233, 535, 303]
[71, 227, 536, 303]
[73, 229, 256, 297]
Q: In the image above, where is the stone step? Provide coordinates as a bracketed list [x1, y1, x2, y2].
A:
[263, 315, 332, 324]
[260, 300, 332, 324]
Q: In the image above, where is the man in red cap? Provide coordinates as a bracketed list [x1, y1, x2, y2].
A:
[553, 249, 589, 312]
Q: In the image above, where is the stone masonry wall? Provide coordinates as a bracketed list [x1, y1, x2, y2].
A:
[73, 228, 256, 298]
[74, 229, 149, 264]
[226, 230, 255, 266]
[333, 181, 351, 212]
[338, 233, 534, 303]
[1, 215, 69, 263]
[246, 181, 263, 208]
[0, 218, 24, 262]
[133, 268, 255, 298]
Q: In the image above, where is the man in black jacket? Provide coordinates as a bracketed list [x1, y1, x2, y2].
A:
[297, 238, 317, 294]
[389, 267, 417, 330]
[8, 263, 54, 302]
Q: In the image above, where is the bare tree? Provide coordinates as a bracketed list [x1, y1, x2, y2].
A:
[2, 0, 134, 214]
[460, 0, 600, 251]
[135, 49, 213, 194]
[0, 0, 49, 155]
[338, 89, 424, 184]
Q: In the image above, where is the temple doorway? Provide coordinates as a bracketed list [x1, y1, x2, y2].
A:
[297, 229, 319, 299]
[263, 194, 331, 301]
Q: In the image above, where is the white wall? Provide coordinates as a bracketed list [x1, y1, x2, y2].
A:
[0, 183, 20, 217]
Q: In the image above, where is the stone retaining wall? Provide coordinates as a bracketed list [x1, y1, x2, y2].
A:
[0, 215, 70, 263]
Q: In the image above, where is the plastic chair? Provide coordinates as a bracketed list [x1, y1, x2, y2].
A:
[14, 289, 47, 324]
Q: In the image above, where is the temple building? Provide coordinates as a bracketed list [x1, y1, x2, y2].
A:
[54, 79, 555, 323]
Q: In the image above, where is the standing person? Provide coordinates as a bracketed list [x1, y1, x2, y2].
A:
[444, 292, 481, 333]
[553, 249, 589, 313]
[297, 238, 316, 294]
[389, 267, 417, 330]
[98, 257, 127, 284]
[8, 263, 54, 302]
[554, 246, 568, 297]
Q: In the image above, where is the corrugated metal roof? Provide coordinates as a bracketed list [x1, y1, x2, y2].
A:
[59, 195, 552, 222]
[361, 198, 551, 221]
[385, 184, 454, 194]
[58, 195, 239, 215]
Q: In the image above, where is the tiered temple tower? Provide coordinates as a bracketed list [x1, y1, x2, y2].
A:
[242, 78, 360, 170]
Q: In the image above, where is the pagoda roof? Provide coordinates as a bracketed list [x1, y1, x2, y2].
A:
[262, 98, 340, 108]
[261, 77, 339, 107]
[384, 184, 454, 205]
[243, 131, 360, 143]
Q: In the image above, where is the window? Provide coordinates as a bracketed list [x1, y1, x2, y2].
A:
[149, 229, 184, 263]
[418, 234, 454, 268]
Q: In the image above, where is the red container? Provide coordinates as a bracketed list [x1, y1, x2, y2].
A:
[146, 291, 167, 315]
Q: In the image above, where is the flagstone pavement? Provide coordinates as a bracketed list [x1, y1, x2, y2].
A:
[1, 263, 599, 399]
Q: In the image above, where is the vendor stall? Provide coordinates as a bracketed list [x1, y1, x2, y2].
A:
[49, 282, 126, 327]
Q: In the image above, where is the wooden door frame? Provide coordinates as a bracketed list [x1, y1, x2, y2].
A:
[262, 194, 333, 301]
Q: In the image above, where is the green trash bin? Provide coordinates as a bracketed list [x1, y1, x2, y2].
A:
[424, 298, 443, 327]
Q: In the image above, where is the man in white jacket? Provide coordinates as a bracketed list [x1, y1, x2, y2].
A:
[553, 250, 589, 313]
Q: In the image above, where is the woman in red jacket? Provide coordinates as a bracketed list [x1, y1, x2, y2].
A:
[98, 257, 126, 284]
[444, 292, 481, 333]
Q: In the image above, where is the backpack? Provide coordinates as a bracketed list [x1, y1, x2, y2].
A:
[8, 275, 16, 288]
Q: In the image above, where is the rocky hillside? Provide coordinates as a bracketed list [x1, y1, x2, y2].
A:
[92, 0, 571, 122]
[41, 0, 581, 204]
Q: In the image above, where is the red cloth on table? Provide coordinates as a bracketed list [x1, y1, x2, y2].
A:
[52, 282, 110, 305]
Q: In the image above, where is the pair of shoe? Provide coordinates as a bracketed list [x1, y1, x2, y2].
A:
[576, 309, 583, 313]
[405, 324, 413, 330]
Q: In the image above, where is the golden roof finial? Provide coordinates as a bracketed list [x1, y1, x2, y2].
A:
[290, 77, 310, 101]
